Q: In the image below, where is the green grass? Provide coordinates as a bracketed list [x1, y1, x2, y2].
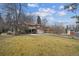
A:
[0, 34, 79, 56]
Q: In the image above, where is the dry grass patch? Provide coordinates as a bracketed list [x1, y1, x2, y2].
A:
[0, 34, 79, 56]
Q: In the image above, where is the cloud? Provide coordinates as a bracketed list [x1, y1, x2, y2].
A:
[26, 8, 56, 25]
[31, 8, 56, 17]
[26, 8, 57, 25]
[46, 16, 55, 26]
[59, 5, 64, 9]
[27, 3, 38, 7]
[26, 8, 56, 18]
[58, 11, 66, 16]
[39, 8, 56, 14]
[34, 12, 48, 17]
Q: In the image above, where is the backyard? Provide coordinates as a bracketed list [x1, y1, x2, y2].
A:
[0, 34, 79, 56]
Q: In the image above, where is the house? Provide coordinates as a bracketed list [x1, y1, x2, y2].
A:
[25, 24, 44, 34]
[24, 16, 44, 34]
[6, 16, 44, 35]
[66, 25, 76, 36]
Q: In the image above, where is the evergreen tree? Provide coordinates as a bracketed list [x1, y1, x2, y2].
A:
[37, 16, 41, 25]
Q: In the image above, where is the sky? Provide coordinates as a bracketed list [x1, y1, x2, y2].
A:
[23, 3, 78, 26]
[0, 3, 78, 27]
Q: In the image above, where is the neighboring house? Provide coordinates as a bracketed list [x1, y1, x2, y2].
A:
[25, 24, 44, 34]
[24, 16, 44, 34]
[66, 25, 76, 35]
[76, 21, 79, 32]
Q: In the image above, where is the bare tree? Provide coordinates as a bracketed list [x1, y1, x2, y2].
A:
[0, 3, 38, 34]
[64, 3, 79, 32]
[52, 23, 65, 34]
[41, 18, 47, 27]
[41, 18, 48, 32]
[0, 13, 5, 34]
[2, 3, 28, 34]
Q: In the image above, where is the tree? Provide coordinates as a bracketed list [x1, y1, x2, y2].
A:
[41, 18, 48, 32]
[3, 3, 20, 34]
[41, 18, 47, 27]
[37, 16, 41, 25]
[0, 3, 37, 34]
[64, 3, 79, 32]
[52, 23, 65, 34]
[0, 13, 5, 33]
[2, 3, 28, 34]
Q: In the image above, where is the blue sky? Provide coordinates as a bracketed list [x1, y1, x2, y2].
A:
[0, 3, 77, 26]
[24, 3, 77, 26]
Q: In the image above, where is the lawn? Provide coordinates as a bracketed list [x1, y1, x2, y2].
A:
[0, 34, 79, 56]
